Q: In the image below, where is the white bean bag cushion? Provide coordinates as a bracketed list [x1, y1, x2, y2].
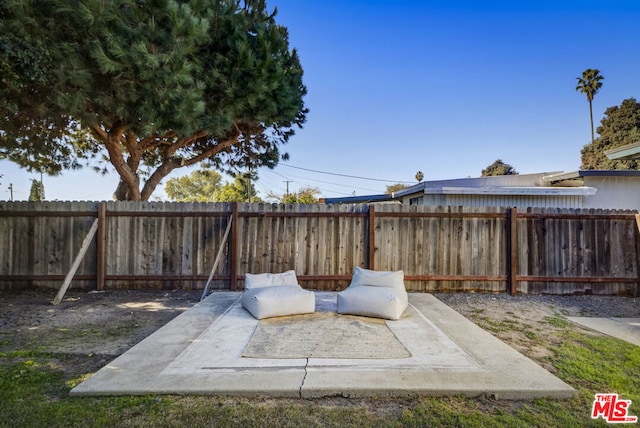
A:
[349, 266, 405, 290]
[337, 267, 408, 320]
[244, 270, 300, 289]
[241, 271, 315, 319]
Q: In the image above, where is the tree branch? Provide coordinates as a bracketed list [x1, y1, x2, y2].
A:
[140, 135, 239, 200]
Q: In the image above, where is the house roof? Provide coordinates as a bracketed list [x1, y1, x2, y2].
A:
[391, 171, 604, 199]
[324, 170, 640, 204]
[604, 142, 640, 160]
[321, 194, 395, 204]
[542, 170, 640, 184]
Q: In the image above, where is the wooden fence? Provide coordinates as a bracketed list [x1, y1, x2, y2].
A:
[0, 201, 638, 296]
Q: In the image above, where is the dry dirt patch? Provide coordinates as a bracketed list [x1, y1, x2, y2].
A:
[0, 289, 200, 377]
[435, 293, 640, 371]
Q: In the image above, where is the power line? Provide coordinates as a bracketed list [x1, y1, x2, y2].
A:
[280, 164, 414, 184]
[263, 169, 369, 196]
[267, 169, 381, 193]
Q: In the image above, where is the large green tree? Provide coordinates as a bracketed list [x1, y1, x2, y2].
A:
[576, 68, 604, 145]
[581, 98, 640, 170]
[0, 0, 307, 200]
[481, 159, 517, 177]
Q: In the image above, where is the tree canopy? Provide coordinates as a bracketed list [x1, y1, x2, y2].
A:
[283, 186, 320, 204]
[28, 178, 44, 201]
[165, 168, 223, 202]
[581, 98, 640, 170]
[263, 185, 319, 203]
[481, 159, 517, 177]
[214, 172, 261, 202]
[385, 183, 408, 194]
[0, 0, 307, 200]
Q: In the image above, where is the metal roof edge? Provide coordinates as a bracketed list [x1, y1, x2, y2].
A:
[543, 170, 640, 183]
[321, 194, 394, 204]
[605, 142, 640, 160]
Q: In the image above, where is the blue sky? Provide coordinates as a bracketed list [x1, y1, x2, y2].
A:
[1, 0, 639, 201]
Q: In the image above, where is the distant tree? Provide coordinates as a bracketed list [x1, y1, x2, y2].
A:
[266, 186, 320, 203]
[576, 68, 604, 144]
[0, 0, 307, 201]
[283, 186, 321, 204]
[214, 173, 261, 203]
[28, 178, 44, 201]
[386, 183, 408, 194]
[481, 159, 518, 177]
[165, 168, 223, 202]
[415, 171, 424, 182]
[581, 98, 640, 170]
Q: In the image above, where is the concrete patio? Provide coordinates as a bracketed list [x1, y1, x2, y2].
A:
[71, 292, 576, 399]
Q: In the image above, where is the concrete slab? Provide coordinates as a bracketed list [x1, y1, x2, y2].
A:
[568, 317, 640, 347]
[70, 292, 575, 400]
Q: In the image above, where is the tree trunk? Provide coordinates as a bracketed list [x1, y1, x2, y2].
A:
[589, 99, 595, 144]
[140, 158, 183, 201]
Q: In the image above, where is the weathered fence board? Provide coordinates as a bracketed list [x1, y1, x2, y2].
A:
[0, 202, 638, 296]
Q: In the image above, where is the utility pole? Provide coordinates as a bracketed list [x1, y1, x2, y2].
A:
[283, 180, 292, 197]
[8, 183, 13, 201]
[247, 168, 252, 202]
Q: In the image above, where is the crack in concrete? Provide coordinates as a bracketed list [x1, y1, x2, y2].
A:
[299, 357, 309, 398]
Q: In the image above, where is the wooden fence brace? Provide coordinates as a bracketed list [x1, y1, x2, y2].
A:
[200, 214, 233, 301]
[52, 218, 99, 305]
[96, 202, 107, 290]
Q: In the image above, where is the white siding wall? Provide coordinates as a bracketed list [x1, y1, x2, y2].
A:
[583, 177, 640, 210]
[408, 194, 585, 209]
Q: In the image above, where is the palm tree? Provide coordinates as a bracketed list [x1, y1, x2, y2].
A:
[576, 68, 604, 144]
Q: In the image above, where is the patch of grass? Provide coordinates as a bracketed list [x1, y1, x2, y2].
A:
[545, 316, 573, 328]
[553, 332, 640, 395]
[0, 357, 393, 427]
[399, 329, 640, 427]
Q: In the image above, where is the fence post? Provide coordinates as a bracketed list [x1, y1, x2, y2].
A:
[507, 207, 519, 296]
[96, 202, 107, 291]
[230, 202, 239, 291]
[368, 205, 376, 269]
[635, 214, 640, 297]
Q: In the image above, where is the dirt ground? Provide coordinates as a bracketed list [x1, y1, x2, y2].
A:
[0, 289, 201, 378]
[0, 288, 638, 381]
